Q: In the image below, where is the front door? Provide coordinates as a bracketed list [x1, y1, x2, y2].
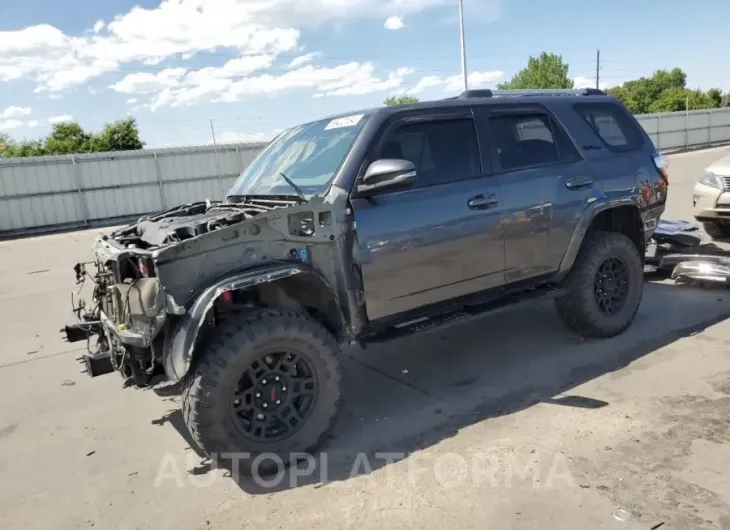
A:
[350, 111, 506, 322]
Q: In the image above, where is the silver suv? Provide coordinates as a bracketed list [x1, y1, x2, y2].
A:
[693, 154, 730, 238]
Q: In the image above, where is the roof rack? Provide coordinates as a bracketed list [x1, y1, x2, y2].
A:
[457, 88, 605, 99]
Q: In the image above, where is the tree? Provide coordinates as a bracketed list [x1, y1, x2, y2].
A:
[0, 117, 145, 158]
[607, 68, 687, 114]
[497, 52, 574, 90]
[0, 133, 12, 153]
[646, 87, 714, 113]
[607, 68, 722, 114]
[707, 88, 723, 108]
[44, 122, 93, 155]
[384, 95, 419, 106]
[92, 117, 145, 151]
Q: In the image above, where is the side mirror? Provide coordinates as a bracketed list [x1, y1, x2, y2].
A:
[357, 159, 417, 195]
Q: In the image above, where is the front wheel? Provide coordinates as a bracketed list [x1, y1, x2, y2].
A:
[182, 309, 343, 475]
[555, 231, 644, 338]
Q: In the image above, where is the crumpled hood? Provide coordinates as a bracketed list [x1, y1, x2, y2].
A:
[108, 197, 303, 251]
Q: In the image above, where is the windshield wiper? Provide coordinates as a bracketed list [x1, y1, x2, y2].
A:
[278, 172, 307, 202]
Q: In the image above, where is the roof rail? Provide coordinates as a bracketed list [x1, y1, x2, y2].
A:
[457, 88, 605, 99]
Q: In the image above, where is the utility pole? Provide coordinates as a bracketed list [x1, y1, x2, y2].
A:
[210, 118, 224, 197]
[458, 0, 468, 91]
[595, 49, 600, 90]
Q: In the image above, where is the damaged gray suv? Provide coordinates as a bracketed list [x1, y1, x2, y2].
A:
[64, 88, 668, 472]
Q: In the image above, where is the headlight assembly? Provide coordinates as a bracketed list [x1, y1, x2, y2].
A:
[698, 171, 723, 188]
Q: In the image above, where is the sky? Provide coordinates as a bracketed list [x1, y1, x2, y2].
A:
[1, 0, 729, 148]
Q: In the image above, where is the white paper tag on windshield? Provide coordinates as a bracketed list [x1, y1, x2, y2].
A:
[324, 114, 364, 130]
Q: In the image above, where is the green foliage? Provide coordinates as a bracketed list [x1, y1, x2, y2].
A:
[1, 117, 145, 158]
[607, 68, 723, 114]
[384, 95, 419, 106]
[707, 88, 723, 108]
[44, 122, 93, 155]
[497, 52, 574, 90]
[93, 117, 145, 151]
[0, 133, 13, 153]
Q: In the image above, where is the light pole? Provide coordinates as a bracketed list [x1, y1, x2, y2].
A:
[458, 0, 468, 91]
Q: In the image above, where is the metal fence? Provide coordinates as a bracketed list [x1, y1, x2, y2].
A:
[0, 143, 266, 236]
[2, 106, 730, 237]
[635, 107, 730, 153]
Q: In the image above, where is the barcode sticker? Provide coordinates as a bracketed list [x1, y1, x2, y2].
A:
[324, 114, 364, 130]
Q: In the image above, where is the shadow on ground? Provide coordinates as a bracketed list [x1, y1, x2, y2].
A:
[153, 279, 730, 495]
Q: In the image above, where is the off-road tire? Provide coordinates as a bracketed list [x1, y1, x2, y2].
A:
[702, 221, 730, 240]
[555, 231, 643, 338]
[182, 309, 343, 476]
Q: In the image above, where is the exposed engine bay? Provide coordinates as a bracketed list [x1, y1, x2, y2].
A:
[62, 194, 350, 387]
[110, 196, 311, 250]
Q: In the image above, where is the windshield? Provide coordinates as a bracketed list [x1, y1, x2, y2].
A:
[226, 113, 369, 199]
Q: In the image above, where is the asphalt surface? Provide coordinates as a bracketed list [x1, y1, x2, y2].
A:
[1, 146, 730, 530]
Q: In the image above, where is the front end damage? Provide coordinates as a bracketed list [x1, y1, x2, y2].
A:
[62, 196, 354, 388]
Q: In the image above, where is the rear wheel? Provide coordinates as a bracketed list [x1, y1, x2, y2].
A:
[555, 231, 643, 338]
[702, 221, 730, 240]
[182, 309, 343, 476]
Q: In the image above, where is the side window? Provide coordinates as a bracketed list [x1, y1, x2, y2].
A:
[490, 114, 559, 171]
[378, 118, 481, 188]
[573, 102, 644, 152]
[550, 117, 582, 163]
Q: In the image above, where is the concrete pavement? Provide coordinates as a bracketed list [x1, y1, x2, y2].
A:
[1, 146, 730, 529]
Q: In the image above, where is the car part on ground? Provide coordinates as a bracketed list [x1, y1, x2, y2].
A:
[63, 89, 667, 473]
[647, 219, 730, 287]
[671, 260, 730, 286]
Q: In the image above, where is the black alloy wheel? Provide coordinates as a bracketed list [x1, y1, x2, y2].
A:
[593, 256, 630, 316]
[231, 351, 318, 442]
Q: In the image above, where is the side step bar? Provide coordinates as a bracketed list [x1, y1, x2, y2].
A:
[362, 286, 568, 346]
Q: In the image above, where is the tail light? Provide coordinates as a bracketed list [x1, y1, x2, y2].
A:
[652, 152, 669, 188]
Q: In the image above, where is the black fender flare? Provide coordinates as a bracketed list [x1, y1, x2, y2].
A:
[558, 196, 642, 276]
[162, 261, 339, 383]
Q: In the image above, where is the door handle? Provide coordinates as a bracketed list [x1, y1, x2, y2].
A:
[565, 177, 594, 190]
[468, 193, 499, 210]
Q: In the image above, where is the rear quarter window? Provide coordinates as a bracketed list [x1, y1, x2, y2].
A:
[573, 102, 645, 152]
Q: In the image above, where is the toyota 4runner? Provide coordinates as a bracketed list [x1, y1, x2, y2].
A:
[63, 88, 668, 473]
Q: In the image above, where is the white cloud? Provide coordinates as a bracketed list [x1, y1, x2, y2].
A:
[316, 66, 414, 96]
[444, 70, 503, 92]
[384, 16, 405, 30]
[27, 120, 39, 128]
[408, 70, 503, 95]
[88, 86, 98, 95]
[0, 119, 24, 130]
[47, 94, 63, 100]
[287, 52, 320, 69]
[115, 60, 413, 110]
[126, 98, 138, 104]
[0, 0, 502, 93]
[411, 75, 442, 94]
[1, 106, 32, 118]
[48, 114, 73, 124]
[572, 76, 612, 90]
[110, 68, 188, 94]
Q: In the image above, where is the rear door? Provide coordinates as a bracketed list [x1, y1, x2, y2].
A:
[476, 105, 597, 282]
[350, 109, 506, 321]
[569, 101, 666, 229]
